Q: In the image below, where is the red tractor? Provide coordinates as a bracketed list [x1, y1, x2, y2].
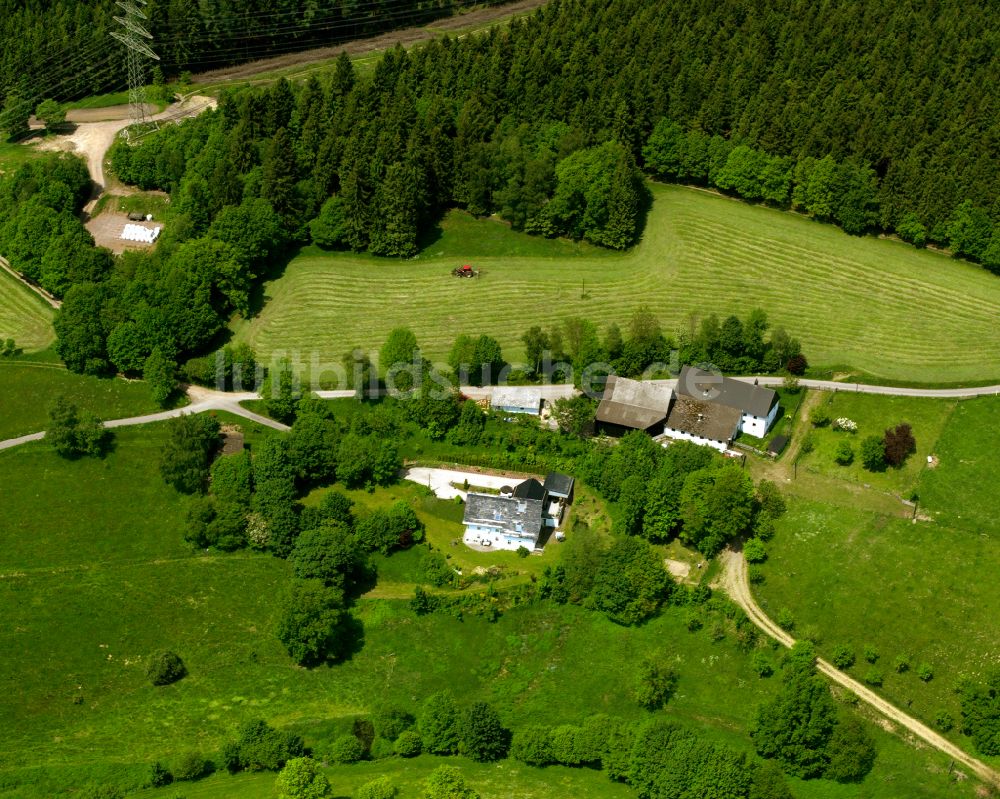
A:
[451, 264, 479, 278]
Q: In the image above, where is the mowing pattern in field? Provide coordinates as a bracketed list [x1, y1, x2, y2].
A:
[0, 268, 54, 351]
[233, 183, 1000, 383]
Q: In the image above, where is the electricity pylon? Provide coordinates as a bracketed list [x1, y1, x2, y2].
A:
[110, 0, 160, 131]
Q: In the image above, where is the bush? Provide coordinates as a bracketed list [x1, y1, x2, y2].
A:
[832, 645, 855, 670]
[747, 565, 765, 584]
[510, 725, 553, 766]
[172, 751, 209, 781]
[935, 710, 954, 732]
[633, 655, 678, 709]
[224, 718, 305, 773]
[329, 734, 365, 764]
[45, 396, 111, 458]
[752, 652, 774, 678]
[743, 538, 767, 563]
[356, 776, 397, 799]
[148, 761, 173, 787]
[786, 354, 808, 375]
[275, 757, 332, 799]
[372, 707, 414, 741]
[883, 423, 916, 467]
[394, 731, 422, 758]
[685, 611, 703, 632]
[147, 651, 187, 686]
[894, 654, 911, 674]
[834, 440, 854, 465]
[864, 668, 884, 687]
[860, 435, 886, 471]
[799, 434, 814, 455]
[458, 701, 510, 762]
[516, 545, 530, 558]
[777, 608, 795, 631]
[809, 406, 831, 427]
[824, 717, 876, 782]
[863, 645, 879, 664]
[917, 663, 934, 682]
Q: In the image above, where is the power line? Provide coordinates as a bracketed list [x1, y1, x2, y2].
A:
[110, 0, 160, 130]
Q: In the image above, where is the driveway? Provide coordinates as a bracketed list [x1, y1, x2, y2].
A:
[403, 466, 525, 500]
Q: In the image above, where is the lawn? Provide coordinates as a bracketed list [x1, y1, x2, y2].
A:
[0, 418, 978, 798]
[753, 497, 1000, 758]
[0, 358, 165, 440]
[919, 397, 1000, 538]
[0, 268, 55, 352]
[796, 392, 957, 496]
[231, 182, 1000, 384]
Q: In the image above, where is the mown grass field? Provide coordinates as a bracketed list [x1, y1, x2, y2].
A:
[0, 417, 978, 798]
[231, 182, 1000, 384]
[797, 392, 957, 496]
[0, 268, 55, 352]
[919, 397, 1000, 538]
[0, 359, 164, 440]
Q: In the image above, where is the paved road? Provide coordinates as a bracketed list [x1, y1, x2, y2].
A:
[4, 375, 1000, 454]
[718, 550, 1000, 789]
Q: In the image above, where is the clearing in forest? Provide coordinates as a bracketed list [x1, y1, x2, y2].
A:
[232, 183, 1000, 385]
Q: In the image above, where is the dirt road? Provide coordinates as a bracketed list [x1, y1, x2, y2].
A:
[718, 549, 1000, 789]
[0, 255, 60, 309]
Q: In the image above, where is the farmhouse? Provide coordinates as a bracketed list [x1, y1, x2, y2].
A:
[663, 395, 742, 452]
[674, 365, 779, 438]
[462, 472, 574, 551]
[491, 386, 543, 416]
[595, 376, 674, 435]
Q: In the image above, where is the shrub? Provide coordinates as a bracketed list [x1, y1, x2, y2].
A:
[418, 691, 460, 755]
[510, 725, 553, 766]
[747, 565, 765, 584]
[832, 645, 855, 669]
[883, 423, 916, 467]
[148, 761, 173, 787]
[172, 751, 209, 781]
[832, 417, 857, 432]
[786, 354, 808, 375]
[777, 608, 795, 631]
[863, 645, 879, 664]
[894, 654, 911, 674]
[394, 731, 422, 758]
[935, 710, 954, 732]
[329, 734, 365, 764]
[860, 436, 886, 471]
[372, 707, 414, 742]
[147, 651, 187, 686]
[917, 663, 934, 682]
[824, 717, 876, 782]
[45, 396, 111, 458]
[275, 757, 332, 799]
[225, 719, 305, 773]
[633, 655, 679, 710]
[356, 776, 397, 799]
[799, 434, 814, 455]
[752, 652, 774, 678]
[458, 701, 510, 762]
[834, 440, 854, 465]
[743, 538, 767, 563]
[685, 611, 703, 632]
[809, 406, 831, 427]
[516, 545, 530, 558]
[755, 480, 786, 518]
[864, 668, 884, 687]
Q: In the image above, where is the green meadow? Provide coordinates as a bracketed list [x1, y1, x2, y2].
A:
[232, 182, 1000, 384]
[0, 417, 980, 798]
[0, 359, 164, 440]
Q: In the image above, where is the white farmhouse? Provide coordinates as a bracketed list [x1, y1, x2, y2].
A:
[674, 365, 779, 439]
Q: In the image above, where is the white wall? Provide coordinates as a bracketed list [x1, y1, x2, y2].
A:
[662, 427, 730, 453]
[463, 524, 539, 551]
[740, 402, 779, 438]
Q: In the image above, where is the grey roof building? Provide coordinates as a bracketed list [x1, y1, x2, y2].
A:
[675, 365, 778, 418]
[463, 472, 575, 551]
[595, 376, 674, 434]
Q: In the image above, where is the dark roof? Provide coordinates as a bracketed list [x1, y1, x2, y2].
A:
[664, 396, 742, 443]
[767, 434, 789, 455]
[544, 472, 575, 497]
[512, 477, 546, 501]
[596, 376, 673, 430]
[676, 365, 778, 418]
[462, 492, 544, 539]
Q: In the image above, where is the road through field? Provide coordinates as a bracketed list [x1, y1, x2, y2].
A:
[718, 549, 1000, 788]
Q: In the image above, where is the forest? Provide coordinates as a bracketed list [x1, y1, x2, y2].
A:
[2, 0, 999, 377]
